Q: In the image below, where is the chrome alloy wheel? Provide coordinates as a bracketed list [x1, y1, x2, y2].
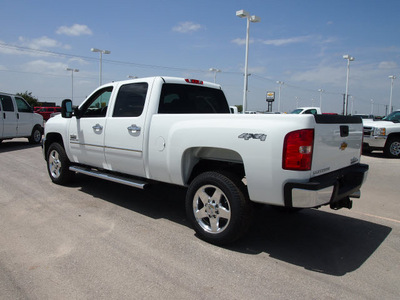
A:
[48, 149, 62, 179]
[390, 140, 400, 156]
[192, 184, 231, 234]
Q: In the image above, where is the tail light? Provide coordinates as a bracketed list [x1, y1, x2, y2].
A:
[283, 129, 314, 171]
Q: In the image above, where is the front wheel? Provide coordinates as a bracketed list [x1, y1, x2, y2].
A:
[185, 171, 252, 245]
[47, 142, 74, 184]
[384, 137, 400, 158]
[29, 126, 42, 144]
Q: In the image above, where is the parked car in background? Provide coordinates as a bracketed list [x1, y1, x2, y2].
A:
[363, 110, 400, 157]
[37, 107, 61, 121]
[353, 114, 374, 120]
[0, 92, 44, 144]
[290, 107, 322, 115]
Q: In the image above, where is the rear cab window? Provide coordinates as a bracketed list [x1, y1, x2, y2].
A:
[158, 84, 230, 114]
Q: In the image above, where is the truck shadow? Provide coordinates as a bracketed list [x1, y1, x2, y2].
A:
[232, 206, 392, 276]
[74, 174, 391, 277]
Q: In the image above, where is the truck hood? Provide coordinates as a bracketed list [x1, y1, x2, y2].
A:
[362, 119, 398, 128]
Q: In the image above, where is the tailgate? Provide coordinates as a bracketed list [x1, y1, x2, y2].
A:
[311, 115, 363, 177]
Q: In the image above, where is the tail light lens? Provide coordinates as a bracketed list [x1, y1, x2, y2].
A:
[283, 129, 314, 171]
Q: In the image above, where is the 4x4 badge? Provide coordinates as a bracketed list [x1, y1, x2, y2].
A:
[238, 133, 267, 141]
[339, 142, 348, 151]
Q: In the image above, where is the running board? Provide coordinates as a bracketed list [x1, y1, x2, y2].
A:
[69, 166, 147, 189]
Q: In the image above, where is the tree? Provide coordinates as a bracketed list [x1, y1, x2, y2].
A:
[16, 91, 39, 107]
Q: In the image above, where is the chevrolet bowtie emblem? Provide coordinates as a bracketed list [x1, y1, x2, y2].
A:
[339, 142, 348, 151]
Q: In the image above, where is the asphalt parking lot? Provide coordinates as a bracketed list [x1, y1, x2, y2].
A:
[0, 139, 399, 299]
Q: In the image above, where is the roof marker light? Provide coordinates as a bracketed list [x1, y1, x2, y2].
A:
[185, 79, 203, 84]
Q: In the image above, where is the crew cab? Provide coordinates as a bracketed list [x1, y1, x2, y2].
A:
[0, 92, 44, 144]
[43, 77, 368, 245]
[362, 110, 400, 157]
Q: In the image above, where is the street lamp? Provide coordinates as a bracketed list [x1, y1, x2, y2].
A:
[343, 54, 355, 115]
[371, 99, 374, 115]
[388, 75, 396, 114]
[276, 81, 284, 112]
[65, 68, 79, 103]
[209, 68, 221, 83]
[318, 89, 324, 111]
[91, 48, 111, 86]
[236, 9, 260, 113]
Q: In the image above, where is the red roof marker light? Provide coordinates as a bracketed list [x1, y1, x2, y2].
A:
[185, 79, 203, 84]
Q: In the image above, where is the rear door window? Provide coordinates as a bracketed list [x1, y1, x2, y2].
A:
[113, 83, 148, 117]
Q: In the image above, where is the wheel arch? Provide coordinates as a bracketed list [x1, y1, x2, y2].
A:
[181, 147, 245, 185]
[386, 132, 400, 142]
[44, 133, 65, 161]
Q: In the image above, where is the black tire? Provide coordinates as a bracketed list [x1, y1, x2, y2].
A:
[384, 137, 400, 158]
[185, 171, 252, 245]
[46, 142, 74, 185]
[28, 126, 42, 144]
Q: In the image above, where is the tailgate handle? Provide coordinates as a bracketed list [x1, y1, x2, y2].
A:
[340, 125, 349, 137]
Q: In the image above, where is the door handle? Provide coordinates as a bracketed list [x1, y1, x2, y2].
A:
[127, 124, 141, 133]
[92, 124, 103, 131]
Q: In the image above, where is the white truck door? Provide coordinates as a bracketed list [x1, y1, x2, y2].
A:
[15, 97, 34, 137]
[104, 82, 148, 177]
[68, 86, 112, 169]
[0, 95, 17, 138]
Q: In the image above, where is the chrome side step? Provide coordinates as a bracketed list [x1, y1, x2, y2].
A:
[69, 166, 147, 189]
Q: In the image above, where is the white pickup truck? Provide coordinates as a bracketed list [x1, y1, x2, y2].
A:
[290, 107, 322, 115]
[43, 77, 368, 244]
[362, 110, 400, 157]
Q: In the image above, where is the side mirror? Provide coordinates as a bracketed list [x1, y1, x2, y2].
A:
[61, 99, 73, 118]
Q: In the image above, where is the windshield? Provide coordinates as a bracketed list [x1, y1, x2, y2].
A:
[290, 109, 303, 114]
[382, 111, 400, 122]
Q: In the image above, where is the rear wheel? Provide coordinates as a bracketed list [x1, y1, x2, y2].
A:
[47, 142, 74, 184]
[384, 137, 400, 158]
[185, 171, 252, 245]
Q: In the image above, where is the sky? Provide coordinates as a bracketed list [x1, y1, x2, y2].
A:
[1, 0, 400, 115]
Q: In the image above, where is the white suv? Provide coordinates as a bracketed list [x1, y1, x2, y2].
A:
[0, 92, 44, 144]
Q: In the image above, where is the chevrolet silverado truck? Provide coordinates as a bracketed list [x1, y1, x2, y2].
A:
[43, 77, 368, 245]
[362, 109, 400, 158]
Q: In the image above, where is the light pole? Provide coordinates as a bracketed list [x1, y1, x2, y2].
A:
[276, 81, 284, 112]
[371, 99, 374, 115]
[236, 9, 260, 113]
[318, 89, 324, 110]
[91, 48, 111, 86]
[209, 68, 221, 83]
[343, 54, 355, 115]
[388, 75, 396, 115]
[66, 68, 79, 103]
